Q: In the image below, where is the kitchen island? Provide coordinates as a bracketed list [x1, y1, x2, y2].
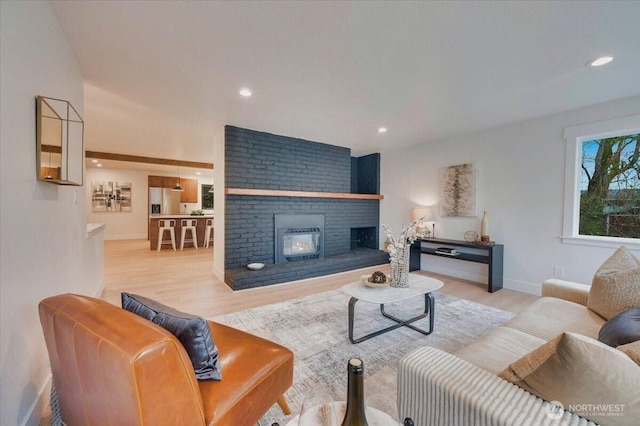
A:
[149, 214, 214, 250]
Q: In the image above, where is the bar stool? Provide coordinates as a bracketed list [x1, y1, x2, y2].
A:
[180, 219, 198, 250]
[157, 219, 176, 252]
[204, 218, 214, 248]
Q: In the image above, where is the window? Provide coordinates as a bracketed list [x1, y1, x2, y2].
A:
[563, 115, 640, 249]
[201, 184, 214, 210]
[580, 135, 639, 238]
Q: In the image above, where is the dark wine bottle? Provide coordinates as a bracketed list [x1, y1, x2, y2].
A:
[341, 358, 369, 426]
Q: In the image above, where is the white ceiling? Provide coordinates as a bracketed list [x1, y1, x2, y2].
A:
[52, 1, 640, 163]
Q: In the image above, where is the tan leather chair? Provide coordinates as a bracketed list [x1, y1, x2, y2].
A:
[39, 294, 293, 425]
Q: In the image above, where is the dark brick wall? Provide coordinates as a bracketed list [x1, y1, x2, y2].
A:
[350, 157, 359, 193]
[224, 126, 382, 282]
[355, 153, 381, 194]
[225, 126, 351, 192]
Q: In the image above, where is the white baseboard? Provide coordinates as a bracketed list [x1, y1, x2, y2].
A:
[503, 278, 542, 296]
[419, 264, 541, 296]
[213, 265, 224, 283]
[24, 374, 52, 426]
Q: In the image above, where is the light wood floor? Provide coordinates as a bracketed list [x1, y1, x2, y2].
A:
[100, 239, 538, 315]
[42, 239, 538, 424]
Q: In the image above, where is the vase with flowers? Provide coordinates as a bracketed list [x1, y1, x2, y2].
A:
[382, 217, 424, 288]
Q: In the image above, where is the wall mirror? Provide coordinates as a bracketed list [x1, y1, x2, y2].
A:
[36, 95, 84, 185]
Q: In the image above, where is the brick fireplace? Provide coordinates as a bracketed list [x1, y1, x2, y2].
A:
[224, 126, 388, 290]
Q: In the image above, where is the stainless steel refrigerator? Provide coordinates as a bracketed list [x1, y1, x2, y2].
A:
[149, 188, 181, 215]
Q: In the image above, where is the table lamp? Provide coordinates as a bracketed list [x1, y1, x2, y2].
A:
[411, 206, 433, 238]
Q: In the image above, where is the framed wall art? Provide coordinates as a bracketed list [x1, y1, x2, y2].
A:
[91, 181, 132, 212]
[440, 163, 476, 217]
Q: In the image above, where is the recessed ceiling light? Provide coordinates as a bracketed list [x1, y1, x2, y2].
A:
[195, 171, 201, 175]
[587, 56, 613, 67]
[96, 164, 102, 167]
[239, 88, 252, 97]
[91, 159, 98, 163]
[378, 127, 387, 133]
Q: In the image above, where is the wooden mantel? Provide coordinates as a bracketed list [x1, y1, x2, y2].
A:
[225, 187, 384, 200]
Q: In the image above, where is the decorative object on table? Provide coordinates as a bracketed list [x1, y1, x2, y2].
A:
[298, 387, 342, 426]
[190, 209, 204, 216]
[247, 262, 265, 270]
[91, 181, 132, 212]
[435, 247, 459, 256]
[382, 217, 423, 288]
[464, 230, 479, 242]
[360, 272, 391, 288]
[370, 271, 387, 283]
[341, 358, 368, 426]
[411, 206, 433, 238]
[295, 385, 401, 426]
[440, 163, 476, 217]
[480, 210, 490, 241]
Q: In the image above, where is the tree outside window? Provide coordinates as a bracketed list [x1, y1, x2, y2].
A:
[201, 184, 214, 210]
[580, 133, 639, 238]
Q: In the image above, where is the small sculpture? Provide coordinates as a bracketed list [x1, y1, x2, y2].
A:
[370, 271, 387, 283]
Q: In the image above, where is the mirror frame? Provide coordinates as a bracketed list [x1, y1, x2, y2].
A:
[36, 95, 84, 186]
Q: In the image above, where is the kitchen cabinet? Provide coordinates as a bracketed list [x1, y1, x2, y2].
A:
[148, 175, 182, 189]
[148, 175, 197, 202]
[164, 176, 180, 188]
[148, 175, 165, 187]
[180, 178, 198, 203]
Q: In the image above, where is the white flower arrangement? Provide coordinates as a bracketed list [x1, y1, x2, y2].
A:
[382, 216, 425, 264]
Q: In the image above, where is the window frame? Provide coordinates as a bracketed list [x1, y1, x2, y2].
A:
[562, 114, 640, 250]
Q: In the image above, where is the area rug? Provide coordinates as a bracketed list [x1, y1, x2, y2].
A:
[212, 289, 513, 425]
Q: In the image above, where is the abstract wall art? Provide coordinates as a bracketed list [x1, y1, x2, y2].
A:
[91, 181, 132, 212]
[440, 163, 476, 217]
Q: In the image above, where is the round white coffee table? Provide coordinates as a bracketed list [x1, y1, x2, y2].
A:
[341, 273, 444, 344]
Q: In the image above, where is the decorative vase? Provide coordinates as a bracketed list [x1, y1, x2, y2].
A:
[390, 244, 410, 288]
[480, 211, 489, 240]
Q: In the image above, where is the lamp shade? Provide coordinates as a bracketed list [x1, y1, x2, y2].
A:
[172, 166, 184, 191]
[412, 206, 433, 222]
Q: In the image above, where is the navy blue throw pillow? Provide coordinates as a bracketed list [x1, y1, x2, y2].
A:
[121, 292, 221, 380]
[598, 307, 640, 348]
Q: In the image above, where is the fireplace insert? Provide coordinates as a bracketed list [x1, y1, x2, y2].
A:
[275, 214, 325, 263]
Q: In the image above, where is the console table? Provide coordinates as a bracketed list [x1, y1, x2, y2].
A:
[410, 238, 504, 293]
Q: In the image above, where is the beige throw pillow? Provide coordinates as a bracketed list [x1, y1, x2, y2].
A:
[587, 246, 640, 320]
[499, 332, 640, 426]
[618, 340, 640, 366]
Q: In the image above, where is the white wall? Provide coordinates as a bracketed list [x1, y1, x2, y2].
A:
[213, 129, 225, 280]
[86, 167, 214, 240]
[0, 2, 103, 425]
[381, 95, 640, 295]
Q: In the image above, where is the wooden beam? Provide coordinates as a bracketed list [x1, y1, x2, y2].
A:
[225, 187, 384, 200]
[85, 151, 214, 169]
[41, 144, 62, 153]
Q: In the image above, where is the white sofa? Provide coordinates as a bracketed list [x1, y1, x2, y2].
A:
[398, 279, 637, 425]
